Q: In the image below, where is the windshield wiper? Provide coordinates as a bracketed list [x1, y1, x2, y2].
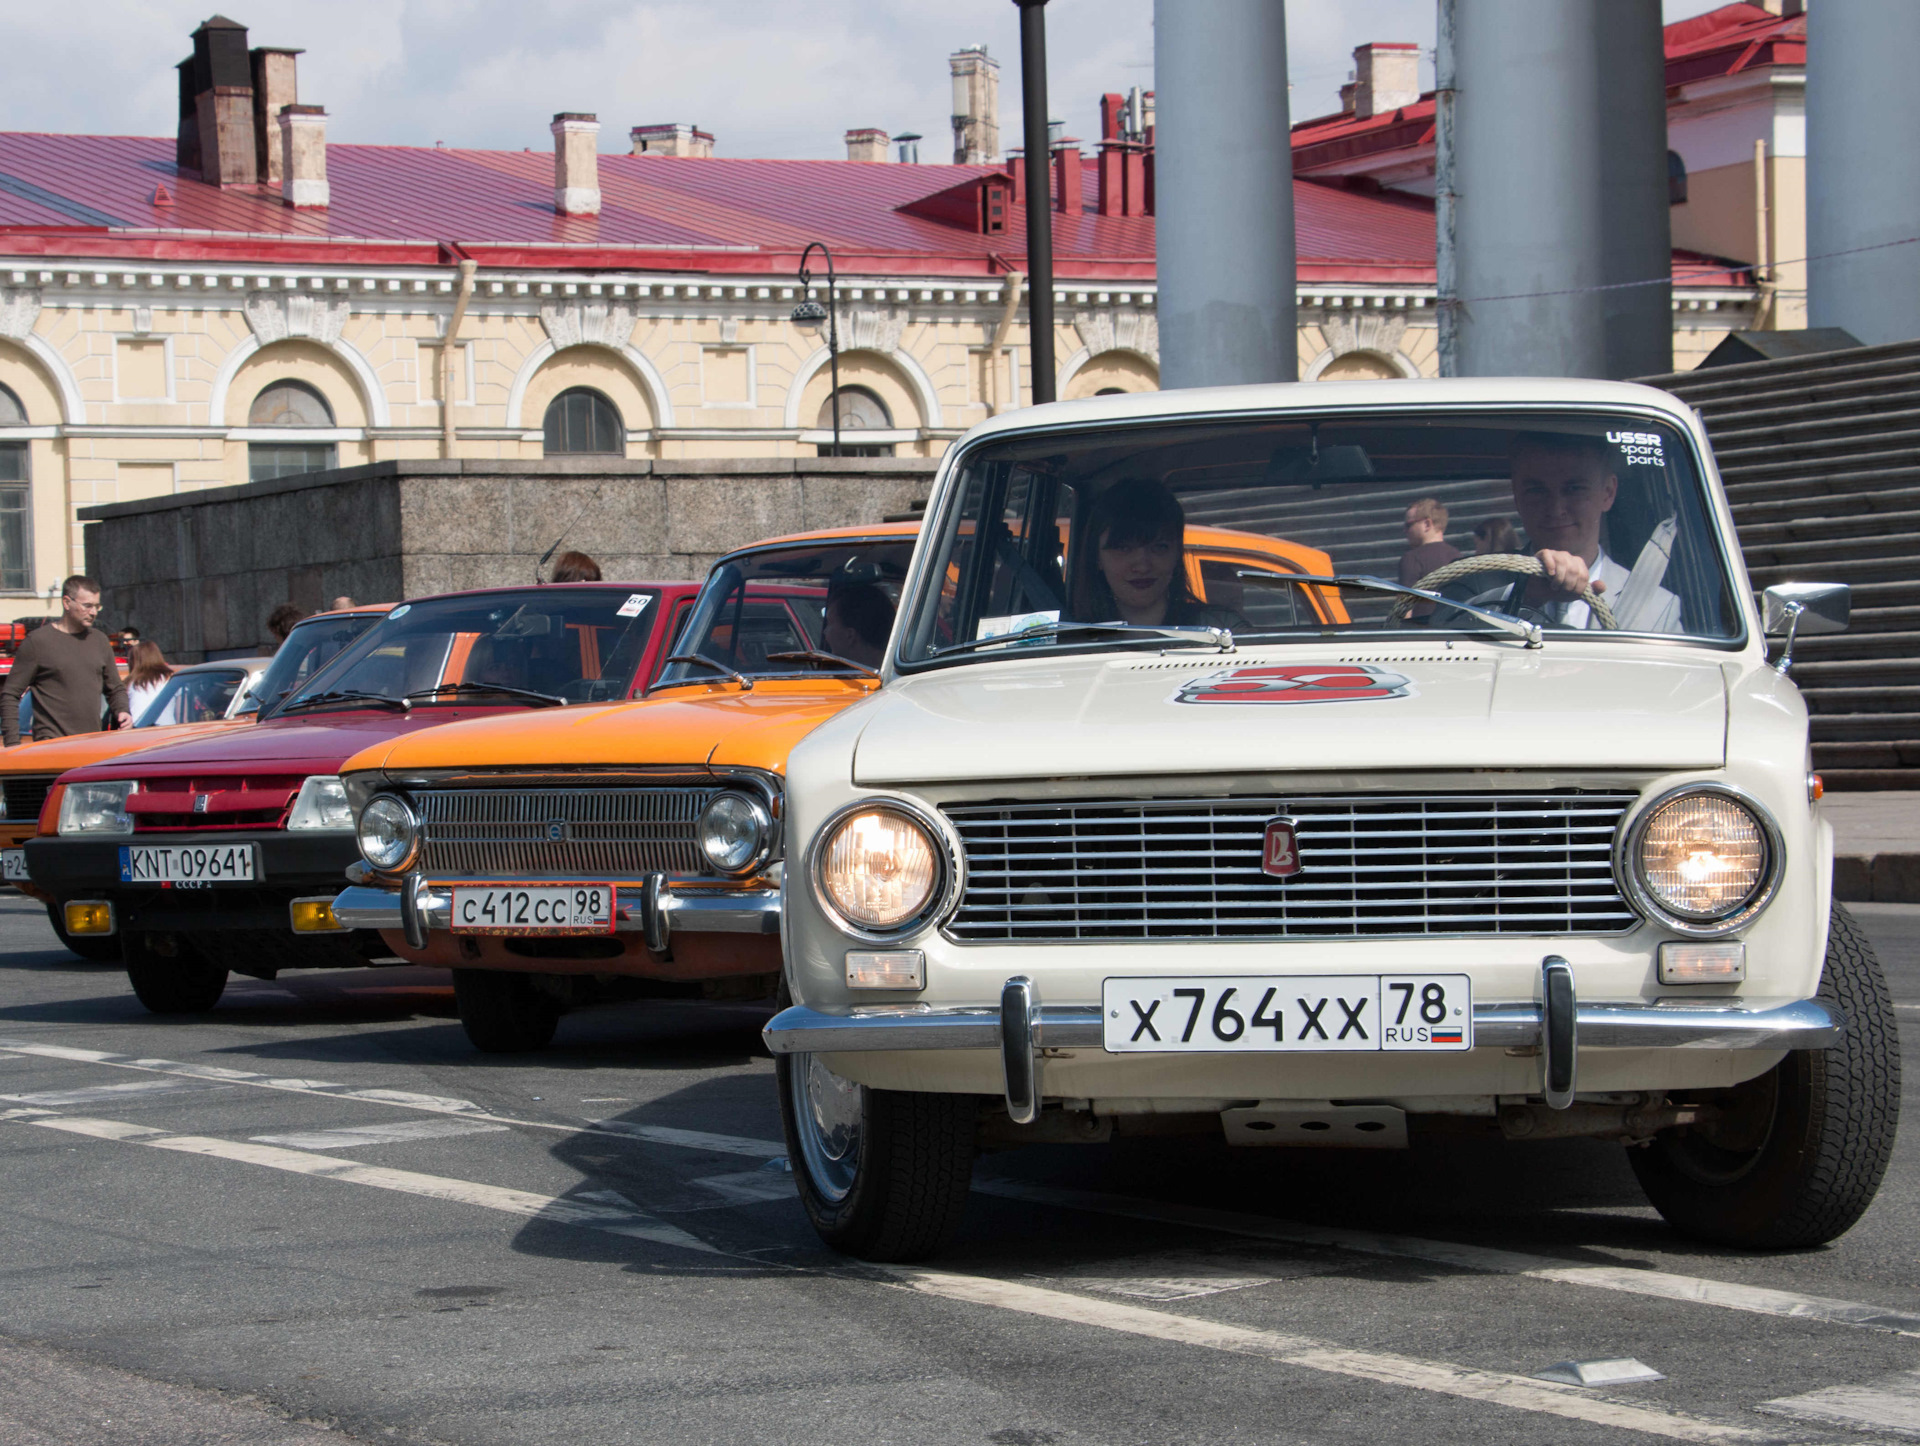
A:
[1233, 571, 1543, 649]
[763, 649, 880, 678]
[653, 653, 755, 692]
[277, 689, 412, 716]
[927, 620, 1234, 661]
[406, 682, 567, 708]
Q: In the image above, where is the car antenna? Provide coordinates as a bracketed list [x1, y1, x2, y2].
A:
[532, 480, 611, 583]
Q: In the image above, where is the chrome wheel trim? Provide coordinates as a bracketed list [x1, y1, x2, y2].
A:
[790, 1052, 864, 1203]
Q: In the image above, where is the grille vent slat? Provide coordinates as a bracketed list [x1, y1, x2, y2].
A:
[2, 775, 54, 827]
[942, 792, 1639, 942]
[419, 787, 722, 878]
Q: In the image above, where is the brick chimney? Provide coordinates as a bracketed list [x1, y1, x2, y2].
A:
[949, 45, 1000, 163]
[190, 15, 257, 185]
[251, 46, 300, 186]
[279, 105, 328, 208]
[552, 113, 601, 215]
[629, 123, 714, 157]
[1352, 42, 1420, 119]
[845, 128, 890, 163]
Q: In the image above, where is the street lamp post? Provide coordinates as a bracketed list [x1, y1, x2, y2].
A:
[1013, 0, 1055, 404]
[791, 243, 841, 457]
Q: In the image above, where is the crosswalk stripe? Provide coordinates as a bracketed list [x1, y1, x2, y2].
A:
[1762, 1370, 1920, 1437]
[0, 1078, 228, 1108]
[250, 1118, 509, 1151]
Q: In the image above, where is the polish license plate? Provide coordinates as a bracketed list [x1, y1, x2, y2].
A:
[119, 843, 258, 885]
[450, 884, 616, 935]
[1101, 974, 1472, 1053]
[1, 849, 24, 881]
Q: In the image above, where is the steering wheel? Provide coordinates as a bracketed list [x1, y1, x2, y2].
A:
[1385, 552, 1618, 630]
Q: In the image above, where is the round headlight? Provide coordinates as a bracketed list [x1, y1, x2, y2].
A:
[698, 792, 772, 876]
[816, 804, 941, 933]
[1630, 787, 1777, 930]
[358, 793, 420, 873]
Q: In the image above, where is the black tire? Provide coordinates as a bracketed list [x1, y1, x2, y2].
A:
[1632, 902, 1900, 1248]
[124, 932, 228, 1014]
[453, 969, 562, 1053]
[778, 1048, 977, 1261]
[47, 903, 121, 963]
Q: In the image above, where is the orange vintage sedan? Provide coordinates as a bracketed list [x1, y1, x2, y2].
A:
[4, 606, 383, 957]
[332, 521, 1342, 1052]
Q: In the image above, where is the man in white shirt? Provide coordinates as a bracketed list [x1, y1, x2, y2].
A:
[1507, 434, 1683, 634]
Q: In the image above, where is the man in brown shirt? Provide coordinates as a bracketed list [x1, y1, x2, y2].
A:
[2, 575, 131, 746]
[1398, 498, 1463, 621]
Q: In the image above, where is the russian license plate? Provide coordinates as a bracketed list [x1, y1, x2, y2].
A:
[1101, 974, 1473, 1054]
[1, 849, 24, 881]
[450, 884, 615, 935]
[119, 843, 258, 885]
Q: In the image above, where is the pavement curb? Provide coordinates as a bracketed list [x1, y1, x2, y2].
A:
[1835, 852, 1920, 904]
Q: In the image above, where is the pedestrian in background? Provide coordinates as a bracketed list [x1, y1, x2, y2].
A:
[330, 595, 355, 611]
[268, 602, 307, 644]
[125, 640, 175, 724]
[1, 575, 130, 745]
[1398, 498, 1461, 619]
[550, 551, 602, 583]
[1473, 516, 1522, 555]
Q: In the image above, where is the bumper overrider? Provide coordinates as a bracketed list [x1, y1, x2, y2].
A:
[762, 959, 1844, 1125]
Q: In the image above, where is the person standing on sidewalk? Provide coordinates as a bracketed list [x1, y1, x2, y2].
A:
[1, 575, 131, 745]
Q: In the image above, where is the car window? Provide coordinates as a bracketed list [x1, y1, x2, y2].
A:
[142, 669, 247, 726]
[239, 611, 383, 715]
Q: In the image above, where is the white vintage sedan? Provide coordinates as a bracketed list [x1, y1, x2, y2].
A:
[763, 378, 1897, 1262]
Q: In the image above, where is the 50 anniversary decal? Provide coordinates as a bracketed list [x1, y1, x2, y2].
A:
[1173, 664, 1415, 706]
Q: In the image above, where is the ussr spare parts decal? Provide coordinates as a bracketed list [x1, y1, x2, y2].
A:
[1172, 663, 1415, 706]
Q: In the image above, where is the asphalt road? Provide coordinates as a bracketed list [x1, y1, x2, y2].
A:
[1, 894, 1916, 1446]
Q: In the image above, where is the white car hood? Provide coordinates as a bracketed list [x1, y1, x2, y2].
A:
[852, 647, 1727, 784]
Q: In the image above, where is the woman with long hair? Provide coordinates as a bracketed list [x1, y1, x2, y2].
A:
[125, 640, 174, 725]
[1069, 477, 1241, 629]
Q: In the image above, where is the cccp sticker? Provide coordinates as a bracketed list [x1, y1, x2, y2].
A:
[1172, 664, 1414, 706]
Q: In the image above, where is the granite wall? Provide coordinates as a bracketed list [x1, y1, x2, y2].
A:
[82, 457, 938, 659]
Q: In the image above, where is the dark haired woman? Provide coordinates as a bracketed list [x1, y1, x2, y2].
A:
[1070, 477, 1243, 629]
[125, 640, 174, 724]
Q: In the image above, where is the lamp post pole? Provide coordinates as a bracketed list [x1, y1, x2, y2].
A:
[1014, 0, 1055, 404]
[794, 242, 841, 456]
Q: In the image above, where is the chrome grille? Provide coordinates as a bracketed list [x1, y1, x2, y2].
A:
[943, 793, 1639, 942]
[418, 787, 722, 878]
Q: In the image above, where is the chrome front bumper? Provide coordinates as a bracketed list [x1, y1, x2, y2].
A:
[762, 959, 1843, 1124]
[333, 874, 779, 951]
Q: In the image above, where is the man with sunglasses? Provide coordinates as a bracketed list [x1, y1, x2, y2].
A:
[2, 576, 131, 745]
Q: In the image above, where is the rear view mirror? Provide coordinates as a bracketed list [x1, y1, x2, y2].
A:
[1763, 582, 1849, 637]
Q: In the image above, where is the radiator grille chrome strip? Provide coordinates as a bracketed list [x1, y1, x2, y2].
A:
[418, 786, 722, 878]
[943, 792, 1639, 942]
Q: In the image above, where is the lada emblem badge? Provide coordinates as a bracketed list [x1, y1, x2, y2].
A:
[192, 794, 210, 814]
[1262, 817, 1303, 878]
[546, 820, 568, 842]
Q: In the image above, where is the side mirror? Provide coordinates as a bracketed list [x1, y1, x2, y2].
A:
[1762, 582, 1849, 675]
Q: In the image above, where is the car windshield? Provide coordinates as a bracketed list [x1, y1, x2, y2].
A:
[275, 587, 661, 715]
[137, 668, 250, 726]
[654, 539, 916, 688]
[237, 611, 384, 716]
[897, 409, 1738, 666]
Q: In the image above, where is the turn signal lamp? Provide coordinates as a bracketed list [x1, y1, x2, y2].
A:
[290, 899, 342, 933]
[64, 901, 114, 936]
[1657, 940, 1745, 984]
[846, 949, 925, 990]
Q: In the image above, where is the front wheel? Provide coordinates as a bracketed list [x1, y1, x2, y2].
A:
[48, 903, 121, 963]
[124, 932, 228, 1014]
[1632, 902, 1900, 1248]
[777, 1049, 978, 1261]
[452, 969, 561, 1053]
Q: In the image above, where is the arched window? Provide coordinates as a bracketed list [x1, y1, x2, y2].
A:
[247, 380, 338, 482]
[1317, 351, 1399, 381]
[544, 388, 624, 455]
[1668, 150, 1688, 206]
[0, 383, 29, 592]
[816, 386, 895, 457]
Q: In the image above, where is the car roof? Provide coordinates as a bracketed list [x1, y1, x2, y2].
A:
[718, 521, 921, 561]
[173, 657, 271, 674]
[352, 579, 699, 609]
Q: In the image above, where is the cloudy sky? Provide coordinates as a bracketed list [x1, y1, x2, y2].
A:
[2, 1, 1735, 162]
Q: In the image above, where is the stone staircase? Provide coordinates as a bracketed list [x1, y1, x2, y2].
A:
[1640, 338, 1920, 790]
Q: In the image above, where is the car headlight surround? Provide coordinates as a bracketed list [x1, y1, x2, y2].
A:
[809, 796, 961, 941]
[1621, 783, 1783, 937]
[357, 792, 421, 874]
[287, 775, 354, 832]
[58, 780, 137, 836]
[697, 791, 775, 877]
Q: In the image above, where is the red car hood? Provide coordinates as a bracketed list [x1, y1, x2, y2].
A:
[57, 706, 516, 783]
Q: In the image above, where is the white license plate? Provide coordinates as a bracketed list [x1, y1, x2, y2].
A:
[119, 843, 258, 885]
[451, 884, 616, 935]
[1, 849, 24, 881]
[1101, 974, 1472, 1053]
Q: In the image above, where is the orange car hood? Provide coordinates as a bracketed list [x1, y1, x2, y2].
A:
[0, 717, 247, 775]
[343, 679, 880, 778]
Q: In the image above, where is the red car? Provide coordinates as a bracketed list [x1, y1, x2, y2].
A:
[26, 581, 702, 1013]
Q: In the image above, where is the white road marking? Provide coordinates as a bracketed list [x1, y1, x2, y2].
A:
[1762, 1370, 1920, 1437]
[975, 1177, 1920, 1337]
[583, 1117, 786, 1160]
[0, 1078, 228, 1108]
[250, 1118, 509, 1151]
[890, 1267, 1768, 1443]
[680, 1169, 800, 1208]
[23, 1114, 716, 1256]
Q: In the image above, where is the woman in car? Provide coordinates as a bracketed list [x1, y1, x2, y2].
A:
[1070, 477, 1246, 630]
